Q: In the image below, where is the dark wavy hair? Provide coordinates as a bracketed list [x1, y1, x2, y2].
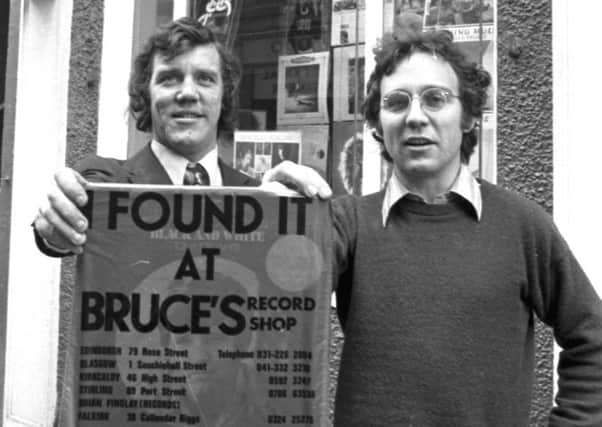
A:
[128, 17, 241, 134]
[362, 30, 491, 163]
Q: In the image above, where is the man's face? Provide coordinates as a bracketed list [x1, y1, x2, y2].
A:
[379, 52, 466, 189]
[149, 44, 224, 161]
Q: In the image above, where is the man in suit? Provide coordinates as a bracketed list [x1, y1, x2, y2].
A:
[34, 18, 330, 256]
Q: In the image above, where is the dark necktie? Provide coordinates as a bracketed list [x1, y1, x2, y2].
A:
[183, 162, 210, 186]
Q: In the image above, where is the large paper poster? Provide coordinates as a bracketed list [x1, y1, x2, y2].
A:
[277, 52, 330, 126]
[58, 184, 332, 427]
[331, 0, 365, 46]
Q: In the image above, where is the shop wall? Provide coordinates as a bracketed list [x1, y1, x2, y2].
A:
[65, 0, 103, 162]
[57, 0, 104, 400]
[497, 1, 554, 425]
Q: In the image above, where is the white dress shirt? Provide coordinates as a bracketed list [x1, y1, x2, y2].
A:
[151, 140, 223, 186]
[381, 164, 483, 227]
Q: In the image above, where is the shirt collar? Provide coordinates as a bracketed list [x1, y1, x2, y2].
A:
[150, 140, 223, 186]
[381, 164, 482, 226]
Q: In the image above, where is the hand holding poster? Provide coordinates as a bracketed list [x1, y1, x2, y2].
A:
[58, 184, 331, 427]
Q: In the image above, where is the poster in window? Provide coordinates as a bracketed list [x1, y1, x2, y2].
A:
[423, 0, 494, 28]
[331, 0, 365, 46]
[280, 125, 329, 179]
[57, 184, 332, 427]
[282, 0, 330, 54]
[234, 130, 302, 180]
[277, 52, 330, 125]
[333, 45, 365, 121]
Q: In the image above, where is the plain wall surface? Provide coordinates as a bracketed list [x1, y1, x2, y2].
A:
[497, 1, 553, 425]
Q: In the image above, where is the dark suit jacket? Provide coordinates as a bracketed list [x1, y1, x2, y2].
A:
[75, 143, 258, 186]
[36, 143, 259, 256]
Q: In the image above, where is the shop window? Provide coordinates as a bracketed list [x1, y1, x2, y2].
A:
[122, 0, 496, 192]
[187, 0, 495, 194]
[120, 0, 497, 193]
[189, 0, 366, 195]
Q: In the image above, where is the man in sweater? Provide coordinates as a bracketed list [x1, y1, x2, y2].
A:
[332, 31, 602, 426]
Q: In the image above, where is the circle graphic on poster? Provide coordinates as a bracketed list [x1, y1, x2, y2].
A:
[265, 235, 324, 292]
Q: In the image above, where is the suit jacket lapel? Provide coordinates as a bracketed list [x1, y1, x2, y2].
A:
[121, 143, 259, 186]
[123, 143, 173, 185]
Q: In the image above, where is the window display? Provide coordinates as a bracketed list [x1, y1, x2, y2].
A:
[186, 0, 496, 190]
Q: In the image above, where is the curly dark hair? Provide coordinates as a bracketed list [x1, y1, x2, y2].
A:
[362, 30, 491, 163]
[128, 17, 241, 134]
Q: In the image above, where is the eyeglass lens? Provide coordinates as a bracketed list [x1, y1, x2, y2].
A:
[383, 88, 451, 112]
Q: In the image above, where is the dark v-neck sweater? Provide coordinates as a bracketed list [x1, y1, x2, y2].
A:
[332, 180, 602, 427]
